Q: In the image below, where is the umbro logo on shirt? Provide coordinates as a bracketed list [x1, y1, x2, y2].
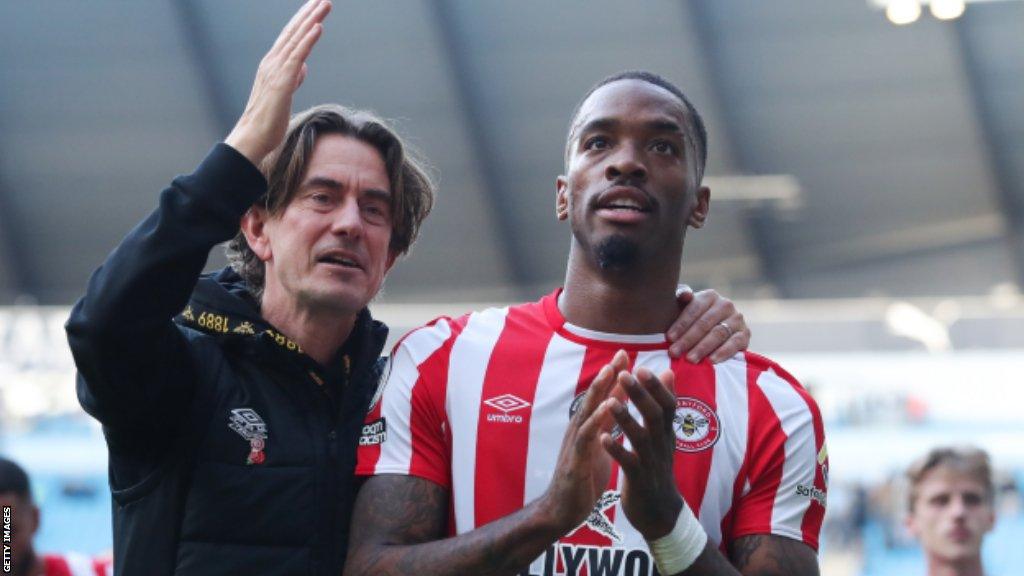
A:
[483, 393, 531, 424]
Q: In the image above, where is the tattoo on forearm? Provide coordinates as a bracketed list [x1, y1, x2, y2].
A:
[355, 474, 449, 545]
[345, 475, 560, 576]
[347, 481, 820, 576]
[679, 540, 743, 575]
[727, 535, 820, 576]
[729, 535, 763, 570]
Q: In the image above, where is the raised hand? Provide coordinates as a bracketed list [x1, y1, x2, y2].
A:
[667, 288, 751, 364]
[225, 0, 332, 166]
[601, 367, 684, 540]
[538, 350, 629, 534]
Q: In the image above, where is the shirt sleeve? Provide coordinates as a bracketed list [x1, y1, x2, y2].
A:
[730, 364, 828, 551]
[355, 318, 456, 488]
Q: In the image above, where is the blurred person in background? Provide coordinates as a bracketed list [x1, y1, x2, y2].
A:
[63, 1, 750, 574]
[906, 446, 996, 576]
[0, 457, 111, 576]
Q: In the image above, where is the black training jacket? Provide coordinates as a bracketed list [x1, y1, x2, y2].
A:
[65, 144, 387, 576]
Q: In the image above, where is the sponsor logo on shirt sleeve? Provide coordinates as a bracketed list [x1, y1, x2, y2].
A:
[360, 417, 387, 446]
[796, 483, 827, 507]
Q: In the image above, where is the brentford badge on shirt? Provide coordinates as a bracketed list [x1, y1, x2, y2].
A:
[672, 397, 720, 452]
[228, 408, 268, 465]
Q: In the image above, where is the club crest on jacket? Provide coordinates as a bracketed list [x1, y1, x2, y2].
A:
[229, 408, 269, 465]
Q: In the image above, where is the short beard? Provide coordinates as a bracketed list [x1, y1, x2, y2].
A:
[596, 235, 639, 271]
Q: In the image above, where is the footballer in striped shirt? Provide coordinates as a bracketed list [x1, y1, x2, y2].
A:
[346, 71, 826, 576]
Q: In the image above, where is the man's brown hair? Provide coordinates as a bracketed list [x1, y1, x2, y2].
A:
[906, 445, 995, 512]
[226, 104, 435, 298]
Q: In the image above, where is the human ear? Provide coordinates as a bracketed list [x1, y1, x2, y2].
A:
[555, 176, 569, 221]
[240, 206, 273, 262]
[688, 186, 710, 229]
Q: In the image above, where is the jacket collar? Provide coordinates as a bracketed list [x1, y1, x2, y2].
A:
[175, 267, 388, 372]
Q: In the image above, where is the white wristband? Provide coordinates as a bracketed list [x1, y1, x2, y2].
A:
[645, 501, 707, 575]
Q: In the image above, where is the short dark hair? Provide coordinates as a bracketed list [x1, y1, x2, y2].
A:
[226, 104, 435, 299]
[907, 446, 995, 512]
[566, 70, 709, 184]
[0, 456, 32, 500]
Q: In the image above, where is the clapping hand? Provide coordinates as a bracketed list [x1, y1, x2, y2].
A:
[601, 367, 685, 540]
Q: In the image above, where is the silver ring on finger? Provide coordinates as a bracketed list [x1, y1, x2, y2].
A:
[717, 321, 733, 339]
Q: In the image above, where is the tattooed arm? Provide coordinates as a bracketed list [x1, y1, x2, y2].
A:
[726, 535, 820, 576]
[343, 354, 630, 576]
[639, 534, 818, 576]
[344, 474, 562, 576]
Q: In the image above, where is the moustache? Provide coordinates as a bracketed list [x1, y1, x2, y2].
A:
[588, 178, 658, 211]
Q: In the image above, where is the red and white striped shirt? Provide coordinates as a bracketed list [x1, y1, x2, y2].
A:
[357, 290, 827, 575]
